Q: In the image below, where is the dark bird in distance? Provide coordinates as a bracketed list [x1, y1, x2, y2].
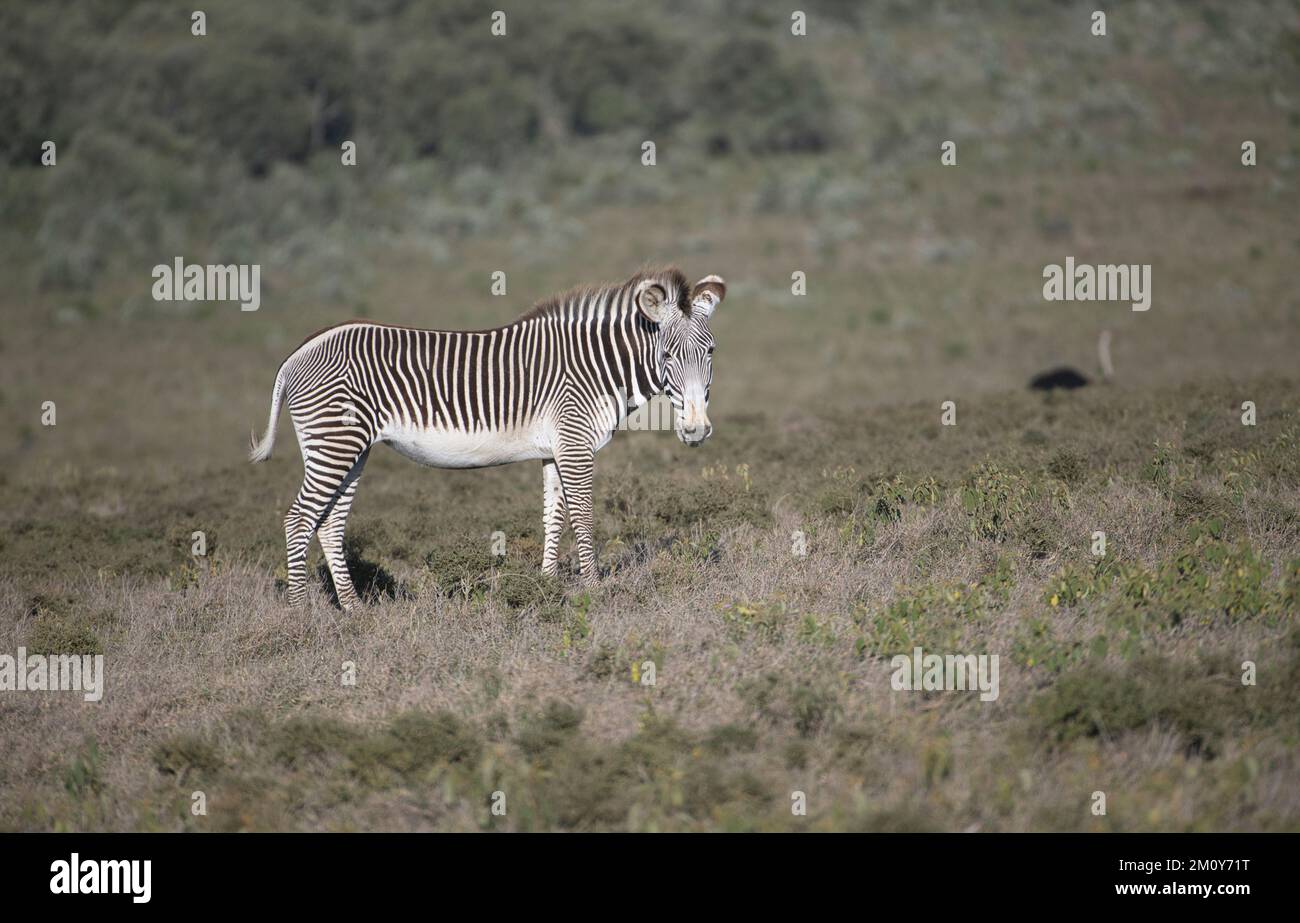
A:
[1029, 330, 1113, 392]
[1029, 367, 1090, 390]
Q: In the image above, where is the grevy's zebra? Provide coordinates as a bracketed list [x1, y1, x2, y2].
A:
[250, 267, 726, 608]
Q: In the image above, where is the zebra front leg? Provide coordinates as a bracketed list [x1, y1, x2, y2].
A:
[317, 450, 369, 610]
[552, 446, 598, 584]
[540, 460, 568, 577]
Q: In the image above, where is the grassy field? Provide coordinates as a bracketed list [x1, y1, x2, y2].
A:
[1, 1, 1298, 831]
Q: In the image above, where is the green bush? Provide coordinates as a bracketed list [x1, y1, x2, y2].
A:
[268, 715, 357, 769]
[0, 6, 75, 166]
[493, 571, 565, 612]
[346, 710, 481, 785]
[721, 597, 792, 641]
[861, 557, 1012, 656]
[1046, 448, 1088, 485]
[515, 700, 585, 761]
[693, 37, 835, 154]
[24, 594, 103, 655]
[63, 739, 104, 800]
[548, 21, 679, 136]
[961, 463, 1035, 541]
[1109, 529, 1287, 625]
[153, 734, 223, 778]
[422, 536, 500, 597]
[1042, 558, 1118, 609]
[1029, 657, 1239, 757]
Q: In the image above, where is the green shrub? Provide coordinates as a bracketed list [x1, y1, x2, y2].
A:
[493, 571, 565, 612]
[704, 723, 760, 755]
[422, 538, 499, 597]
[437, 77, 539, 166]
[1046, 448, 1088, 485]
[1029, 657, 1239, 757]
[1109, 530, 1286, 625]
[582, 639, 666, 683]
[153, 734, 223, 778]
[0, 6, 75, 166]
[63, 739, 104, 800]
[693, 37, 835, 154]
[385, 711, 481, 767]
[548, 21, 679, 136]
[790, 680, 841, 738]
[657, 476, 771, 530]
[867, 475, 942, 523]
[180, 16, 358, 175]
[515, 700, 585, 761]
[1042, 558, 1119, 609]
[961, 463, 1036, 541]
[862, 559, 1013, 656]
[1144, 441, 1183, 494]
[268, 716, 355, 769]
[815, 473, 941, 551]
[347, 710, 481, 784]
[24, 594, 102, 655]
[720, 597, 792, 641]
[1011, 615, 1097, 673]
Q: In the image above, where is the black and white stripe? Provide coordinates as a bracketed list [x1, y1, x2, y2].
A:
[250, 267, 727, 608]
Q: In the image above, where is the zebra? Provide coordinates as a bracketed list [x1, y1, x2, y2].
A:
[249, 267, 726, 609]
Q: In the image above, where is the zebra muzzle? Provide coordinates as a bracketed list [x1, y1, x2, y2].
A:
[680, 422, 712, 446]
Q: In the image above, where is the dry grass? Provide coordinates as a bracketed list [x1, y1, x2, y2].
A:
[1, 376, 1298, 831]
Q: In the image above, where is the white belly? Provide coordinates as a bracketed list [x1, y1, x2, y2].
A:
[383, 423, 549, 469]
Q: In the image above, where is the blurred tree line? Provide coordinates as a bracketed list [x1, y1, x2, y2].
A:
[1, 0, 836, 174]
[2, 0, 1291, 298]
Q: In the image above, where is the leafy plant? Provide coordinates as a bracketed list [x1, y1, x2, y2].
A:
[960, 463, 1034, 540]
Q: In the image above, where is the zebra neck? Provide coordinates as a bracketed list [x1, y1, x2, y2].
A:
[517, 289, 664, 405]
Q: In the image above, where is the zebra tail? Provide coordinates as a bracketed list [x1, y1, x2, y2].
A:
[249, 370, 285, 463]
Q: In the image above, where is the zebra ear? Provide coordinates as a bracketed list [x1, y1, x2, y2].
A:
[690, 275, 726, 316]
[634, 281, 672, 324]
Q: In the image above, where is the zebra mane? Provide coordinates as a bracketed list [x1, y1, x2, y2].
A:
[517, 266, 689, 322]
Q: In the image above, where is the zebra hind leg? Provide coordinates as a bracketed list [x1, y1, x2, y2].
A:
[283, 496, 316, 606]
[317, 450, 369, 610]
[282, 446, 366, 607]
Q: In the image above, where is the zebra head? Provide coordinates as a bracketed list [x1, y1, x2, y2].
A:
[636, 273, 727, 447]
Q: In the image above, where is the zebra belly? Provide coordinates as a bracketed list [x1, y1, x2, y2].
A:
[382, 423, 548, 469]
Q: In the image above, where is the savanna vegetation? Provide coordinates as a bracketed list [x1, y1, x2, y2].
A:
[1, 0, 1297, 831]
